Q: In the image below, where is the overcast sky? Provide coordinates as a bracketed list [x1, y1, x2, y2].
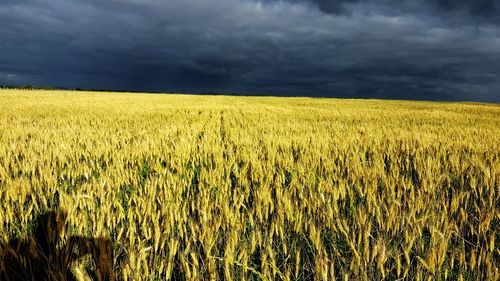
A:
[1, 0, 499, 102]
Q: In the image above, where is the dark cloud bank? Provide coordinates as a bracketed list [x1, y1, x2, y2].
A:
[1, 0, 499, 102]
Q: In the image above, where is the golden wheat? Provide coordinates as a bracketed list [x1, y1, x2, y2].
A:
[0, 89, 498, 280]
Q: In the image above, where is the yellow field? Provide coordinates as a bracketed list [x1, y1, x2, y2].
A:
[0, 89, 499, 280]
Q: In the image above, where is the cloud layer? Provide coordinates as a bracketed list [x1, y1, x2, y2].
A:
[1, 0, 499, 101]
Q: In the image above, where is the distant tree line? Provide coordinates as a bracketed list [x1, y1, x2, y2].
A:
[1, 85, 59, 90]
[0, 85, 115, 92]
[0, 85, 242, 97]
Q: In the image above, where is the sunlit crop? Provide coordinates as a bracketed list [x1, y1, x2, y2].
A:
[0, 89, 498, 280]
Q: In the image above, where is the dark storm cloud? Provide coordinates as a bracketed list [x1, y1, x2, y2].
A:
[433, 0, 499, 16]
[0, 0, 499, 101]
[287, 0, 360, 14]
[293, 0, 500, 16]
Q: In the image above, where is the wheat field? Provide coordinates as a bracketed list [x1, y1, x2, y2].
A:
[0, 89, 498, 280]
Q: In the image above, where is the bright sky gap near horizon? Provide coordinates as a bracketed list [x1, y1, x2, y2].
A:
[1, 0, 499, 102]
